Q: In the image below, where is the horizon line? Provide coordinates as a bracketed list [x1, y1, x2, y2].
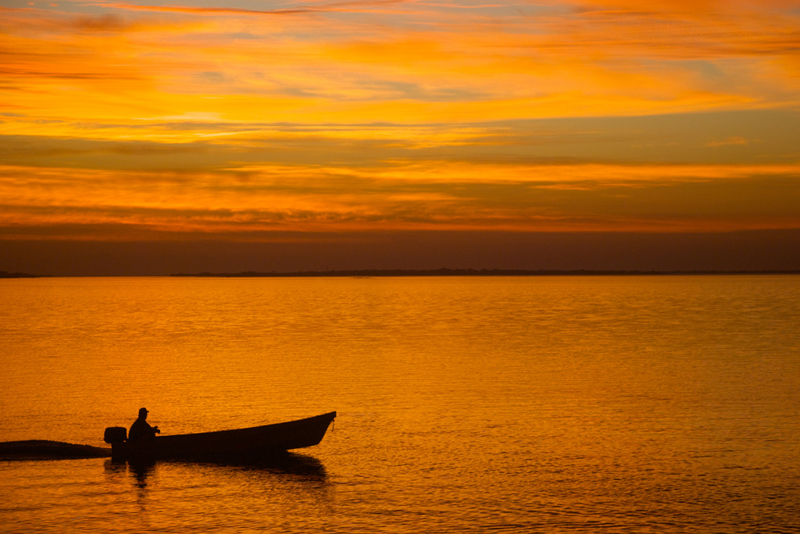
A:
[173, 268, 800, 277]
[4, 268, 800, 279]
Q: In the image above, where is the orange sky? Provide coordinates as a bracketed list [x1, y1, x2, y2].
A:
[1, 0, 799, 273]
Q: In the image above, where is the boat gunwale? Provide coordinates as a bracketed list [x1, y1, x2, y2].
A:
[142, 411, 337, 442]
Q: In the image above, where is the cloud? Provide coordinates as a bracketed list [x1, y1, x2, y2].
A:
[2, 107, 798, 174]
[705, 136, 750, 147]
[565, 0, 800, 11]
[3, 0, 799, 132]
[92, 0, 412, 16]
[2, 161, 799, 241]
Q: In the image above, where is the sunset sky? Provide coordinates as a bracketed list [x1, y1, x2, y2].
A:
[1, 0, 799, 274]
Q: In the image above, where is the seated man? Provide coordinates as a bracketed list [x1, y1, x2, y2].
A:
[128, 407, 161, 442]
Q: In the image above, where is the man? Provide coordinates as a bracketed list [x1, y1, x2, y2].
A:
[128, 407, 161, 442]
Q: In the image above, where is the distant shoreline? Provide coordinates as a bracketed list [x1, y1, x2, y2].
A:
[171, 268, 800, 278]
[0, 271, 49, 279]
[4, 269, 799, 278]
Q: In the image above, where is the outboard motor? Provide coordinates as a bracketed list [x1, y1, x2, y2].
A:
[104, 426, 127, 444]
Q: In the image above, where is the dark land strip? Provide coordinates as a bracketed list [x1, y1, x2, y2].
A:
[0, 440, 111, 461]
[0, 271, 49, 278]
[171, 268, 800, 277]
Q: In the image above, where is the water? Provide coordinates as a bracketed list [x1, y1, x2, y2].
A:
[1, 276, 799, 533]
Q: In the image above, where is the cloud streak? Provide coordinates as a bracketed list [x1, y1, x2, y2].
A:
[91, 0, 413, 16]
[2, 160, 799, 240]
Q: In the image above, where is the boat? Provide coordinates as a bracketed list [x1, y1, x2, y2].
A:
[104, 411, 336, 462]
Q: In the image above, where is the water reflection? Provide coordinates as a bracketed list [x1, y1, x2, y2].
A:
[103, 457, 128, 480]
[128, 459, 156, 489]
[103, 458, 156, 513]
[104, 452, 328, 492]
[200, 451, 329, 480]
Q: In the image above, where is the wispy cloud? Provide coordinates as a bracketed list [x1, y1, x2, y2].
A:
[2, 160, 799, 240]
[91, 0, 413, 16]
[705, 136, 750, 147]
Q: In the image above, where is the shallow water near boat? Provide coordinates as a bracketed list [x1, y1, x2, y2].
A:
[2, 275, 799, 533]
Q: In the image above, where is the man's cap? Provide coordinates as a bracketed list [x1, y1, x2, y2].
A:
[139, 407, 148, 415]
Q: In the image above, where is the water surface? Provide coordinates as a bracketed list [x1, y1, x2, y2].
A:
[2, 276, 799, 532]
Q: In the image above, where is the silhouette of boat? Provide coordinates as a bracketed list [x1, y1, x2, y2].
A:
[105, 411, 336, 461]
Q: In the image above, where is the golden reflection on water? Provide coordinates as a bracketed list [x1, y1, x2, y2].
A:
[69, 455, 332, 533]
[1, 276, 800, 532]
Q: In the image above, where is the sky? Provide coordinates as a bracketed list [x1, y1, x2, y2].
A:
[1, 0, 799, 275]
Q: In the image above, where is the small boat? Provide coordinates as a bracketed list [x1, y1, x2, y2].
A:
[104, 411, 336, 462]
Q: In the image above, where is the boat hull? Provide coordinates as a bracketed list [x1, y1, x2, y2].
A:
[111, 412, 336, 462]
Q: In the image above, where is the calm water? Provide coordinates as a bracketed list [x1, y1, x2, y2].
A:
[1, 276, 799, 533]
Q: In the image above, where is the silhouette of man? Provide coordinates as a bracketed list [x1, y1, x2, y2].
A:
[128, 407, 160, 442]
